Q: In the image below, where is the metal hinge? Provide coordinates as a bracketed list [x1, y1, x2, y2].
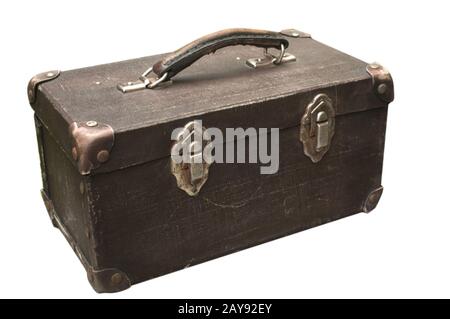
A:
[171, 121, 212, 196]
[300, 93, 335, 163]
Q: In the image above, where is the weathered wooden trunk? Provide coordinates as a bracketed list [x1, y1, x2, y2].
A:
[28, 28, 394, 293]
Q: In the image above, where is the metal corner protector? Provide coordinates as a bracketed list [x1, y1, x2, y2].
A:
[69, 121, 114, 175]
[363, 186, 384, 213]
[27, 70, 61, 104]
[366, 63, 394, 103]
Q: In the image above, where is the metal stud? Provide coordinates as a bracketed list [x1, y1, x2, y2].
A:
[280, 28, 311, 38]
[377, 83, 387, 94]
[111, 273, 123, 285]
[86, 121, 98, 127]
[96, 150, 110, 163]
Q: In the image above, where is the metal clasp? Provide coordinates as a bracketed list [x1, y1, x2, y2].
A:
[313, 111, 330, 151]
[300, 94, 335, 163]
[171, 121, 212, 196]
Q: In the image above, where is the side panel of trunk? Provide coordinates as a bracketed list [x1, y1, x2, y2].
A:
[89, 107, 387, 285]
[36, 117, 96, 268]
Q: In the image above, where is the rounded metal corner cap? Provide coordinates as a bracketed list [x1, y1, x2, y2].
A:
[28, 70, 61, 104]
[87, 268, 131, 293]
[366, 63, 394, 103]
[69, 121, 114, 175]
[363, 186, 384, 213]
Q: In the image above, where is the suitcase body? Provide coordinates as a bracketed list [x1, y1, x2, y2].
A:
[28, 28, 394, 292]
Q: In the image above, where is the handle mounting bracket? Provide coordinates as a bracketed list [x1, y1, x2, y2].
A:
[117, 67, 171, 93]
[246, 44, 296, 68]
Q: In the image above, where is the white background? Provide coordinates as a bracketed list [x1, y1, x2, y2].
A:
[1, 0, 449, 298]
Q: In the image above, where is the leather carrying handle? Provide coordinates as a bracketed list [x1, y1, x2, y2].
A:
[152, 28, 289, 81]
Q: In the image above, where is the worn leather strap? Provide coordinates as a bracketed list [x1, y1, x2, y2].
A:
[152, 28, 289, 81]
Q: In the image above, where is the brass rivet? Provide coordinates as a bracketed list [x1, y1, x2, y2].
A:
[111, 273, 123, 285]
[46, 72, 54, 77]
[80, 181, 85, 194]
[97, 150, 110, 163]
[86, 120, 98, 127]
[377, 83, 387, 94]
[72, 147, 78, 161]
[369, 63, 380, 69]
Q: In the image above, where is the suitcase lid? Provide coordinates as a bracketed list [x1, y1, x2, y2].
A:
[29, 28, 393, 175]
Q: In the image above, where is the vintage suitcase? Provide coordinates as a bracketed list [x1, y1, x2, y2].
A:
[28, 28, 394, 292]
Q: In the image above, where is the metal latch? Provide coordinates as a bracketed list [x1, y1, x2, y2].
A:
[315, 111, 330, 150]
[171, 121, 212, 196]
[300, 93, 335, 163]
